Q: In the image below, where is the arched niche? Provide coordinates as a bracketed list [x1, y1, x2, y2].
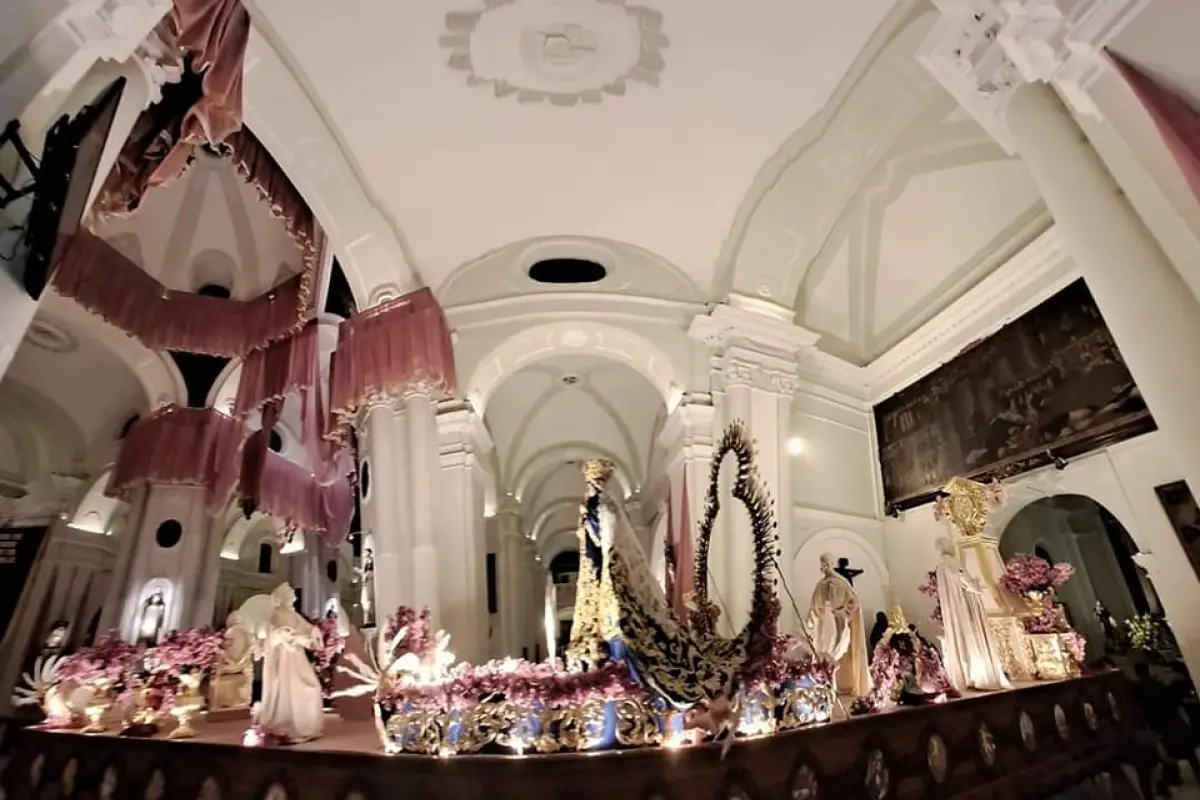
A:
[997, 493, 1162, 660]
[792, 528, 890, 626]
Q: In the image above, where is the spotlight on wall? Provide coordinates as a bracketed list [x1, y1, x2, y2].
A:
[1053, 456, 1069, 471]
[786, 437, 806, 456]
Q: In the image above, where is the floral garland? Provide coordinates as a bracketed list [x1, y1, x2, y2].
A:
[55, 633, 139, 686]
[312, 615, 346, 671]
[917, 570, 943, 624]
[851, 631, 954, 715]
[999, 553, 1074, 597]
[383, 606, 434, 659]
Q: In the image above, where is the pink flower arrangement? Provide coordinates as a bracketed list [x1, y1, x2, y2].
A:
[146, 626, 226, 675]
[383, 606, 435, 660]
[853, 630, 955, 715]
[56, 633, 139, 686]
[917, 571, 943, 624]
[999, 553, 1075, 597]
[378, 657, 649, 712]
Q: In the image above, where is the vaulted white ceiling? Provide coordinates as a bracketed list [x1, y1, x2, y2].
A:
[242, 0, 898, 293]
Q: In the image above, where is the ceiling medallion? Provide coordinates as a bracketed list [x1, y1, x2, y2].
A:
[441, 0, 668, 106]
[23, 320, 78, 354]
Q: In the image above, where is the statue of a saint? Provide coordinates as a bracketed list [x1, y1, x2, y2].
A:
[1094, 600, 1119, 652]
[834, 557, 864, 586]
[209, 612, 254, 712]
[137, 591, 166, 647]
[806, 553, 871, 696]
[934, 537, 1011, 692]
[359, 547, 375, 627]
[255, 583, 325, 742]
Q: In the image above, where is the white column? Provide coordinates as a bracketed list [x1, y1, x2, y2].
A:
[689, 302, 818, 634]
[361, 401, 411, 625]
[434, 405, 491, 665]
[112, 484, 211, 642]
[1006, 83, 1200, 504]
[189, 514, 227, 627]
[403, 389, 441, 625]
[495, 502, 524, 657]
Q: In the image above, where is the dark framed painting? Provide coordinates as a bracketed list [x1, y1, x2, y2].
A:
[1154, 480, 1200, 579]
[874, 279, 1156, 510]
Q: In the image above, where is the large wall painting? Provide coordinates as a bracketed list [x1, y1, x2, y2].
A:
[874, 279, 1156, 510]
[1153, 480, 1200, 581]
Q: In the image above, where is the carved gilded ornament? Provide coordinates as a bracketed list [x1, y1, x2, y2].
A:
[935, 476, 1006, 538]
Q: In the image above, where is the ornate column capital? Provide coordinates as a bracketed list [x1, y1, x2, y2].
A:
[689, 302, 817, 396]
[436, 400, 492, 468]
[918, 0, 1150, 153]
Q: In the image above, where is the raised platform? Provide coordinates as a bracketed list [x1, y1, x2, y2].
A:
[0, 672, 1138, 800]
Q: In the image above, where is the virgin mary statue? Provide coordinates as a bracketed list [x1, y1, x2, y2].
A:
[934, 538, 1010, 692]
[257, 583, 325, 742]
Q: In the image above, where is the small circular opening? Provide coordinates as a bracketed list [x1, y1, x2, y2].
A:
[197, 283, 232, 299]
[268, 429, 283, 453]
[326, 560, 338, 583]
[155, 519, 182, 549]
[527, 258, 607, 285]
[359, 460, 371, 501]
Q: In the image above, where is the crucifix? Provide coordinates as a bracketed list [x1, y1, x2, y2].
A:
[834, 557, 863, 586]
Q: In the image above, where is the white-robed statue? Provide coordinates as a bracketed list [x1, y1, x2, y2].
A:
[934, 537, 1010, 692]
[806, 553, 871, 696]
[256, 583, 325, 742]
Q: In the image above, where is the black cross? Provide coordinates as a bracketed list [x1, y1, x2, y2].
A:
[835, 557, 863, 585]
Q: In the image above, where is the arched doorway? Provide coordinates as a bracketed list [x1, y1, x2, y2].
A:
[999, 494, 1164, 660]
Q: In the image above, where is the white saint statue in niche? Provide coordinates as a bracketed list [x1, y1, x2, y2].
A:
[934, 537, 1011, 692]
[805, 553, 871, 696]
[137, 591, 166, 646]
[256, 583, 325, 742]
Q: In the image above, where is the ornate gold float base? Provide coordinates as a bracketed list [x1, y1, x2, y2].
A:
[988, 616, 1034, 681]
[1026, 633, 1081, 681]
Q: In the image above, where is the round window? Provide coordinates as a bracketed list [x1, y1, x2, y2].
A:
[268, 429, 283, 453]
[359, 460, 371, 501]
[155, 519, 182, 548]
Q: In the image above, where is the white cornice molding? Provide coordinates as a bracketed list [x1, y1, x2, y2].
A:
[865, 225, 1075, 404]
[445, 293, 702, 331]
[918, 0, 1151, 153]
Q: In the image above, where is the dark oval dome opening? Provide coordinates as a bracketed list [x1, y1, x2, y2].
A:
[268, 429, 283, 453]
[198, 283, 232, 299]
[528, 258, 607, 285]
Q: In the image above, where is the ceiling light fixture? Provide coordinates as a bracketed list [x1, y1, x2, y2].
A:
[787, 437, 806, 456]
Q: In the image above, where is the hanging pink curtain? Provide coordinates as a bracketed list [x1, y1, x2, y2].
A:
[52, 231, 309, 357]
[671, 477, 695, 621]
[91, 0, 250, 219]
[1109, 52, 1200, 210]
[327, 288, 458, 444]
[106, 405, 246, 509]
[239, 444, 355, 543]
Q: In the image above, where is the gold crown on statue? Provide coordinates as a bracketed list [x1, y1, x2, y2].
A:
[582, 459, 615, 488]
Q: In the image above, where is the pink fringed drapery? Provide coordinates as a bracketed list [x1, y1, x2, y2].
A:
[1110, 52, 1200, 210]
[91, 0, 250, 219]
[239, 435, 355, 545]
[106, 405, 246, 510]
[52, 231, 310, 357]
[327, 288, 458, 443]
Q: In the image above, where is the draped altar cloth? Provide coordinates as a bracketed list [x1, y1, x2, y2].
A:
[935, 548, 1011, 692]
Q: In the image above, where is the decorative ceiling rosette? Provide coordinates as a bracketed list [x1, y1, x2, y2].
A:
[441, 0, 669, 106]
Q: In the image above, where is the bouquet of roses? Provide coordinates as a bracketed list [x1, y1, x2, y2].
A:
[999, 553, 1074, 597]
[383, 606, 435, 661]
[56, 633, 139, 687]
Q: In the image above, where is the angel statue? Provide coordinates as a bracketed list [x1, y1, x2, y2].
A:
[256, 583, 325, 742]
[332, 620, 456, 706]
[209, 612, 254, 712]
[11, 655, 84, 727]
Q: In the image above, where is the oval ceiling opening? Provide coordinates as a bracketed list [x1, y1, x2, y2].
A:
[528, 258, 607, 285]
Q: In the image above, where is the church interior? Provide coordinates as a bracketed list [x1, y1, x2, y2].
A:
[1, 0, 1199, 798]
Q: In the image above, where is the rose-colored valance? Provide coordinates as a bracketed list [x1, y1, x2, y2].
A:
[327, 288, 458, 443]
[107, 404, 354, 541]
[52, 230, 310, 357]
[1110, 52, 1200, 210]
[91, 0, 250, 219]
[106, 405, 245, 508]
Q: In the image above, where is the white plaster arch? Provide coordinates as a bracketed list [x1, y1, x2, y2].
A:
[513, 443, 635, 504]
[221, 512, 287, 561]
[529, 498, 583, 544]
[68, 468, 124, 534]
[238, 22, 421, 306]
[0, 382, 87, 477]
[39, 294, 187, 410]
[539, 527, 579, 562]
[792, 527, 891, 623]
[468, 321, 680, 418]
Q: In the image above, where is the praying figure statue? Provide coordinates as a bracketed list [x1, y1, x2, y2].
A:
[255, 583, 325, 742]
[806, 552, 871, 696]
[209, 612, 254, 712]
[933, 537, 1011, 692]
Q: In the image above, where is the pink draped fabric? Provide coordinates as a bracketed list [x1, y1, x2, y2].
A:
[1110, 52, 1200, 210]
[106, 405, 246, 509]
[240, 438, 355, 544]
[671, 477, 694, 621]
[327, 288, 458, 443]
[91, 0, 249, 218]
[52, 231, 309, 357]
